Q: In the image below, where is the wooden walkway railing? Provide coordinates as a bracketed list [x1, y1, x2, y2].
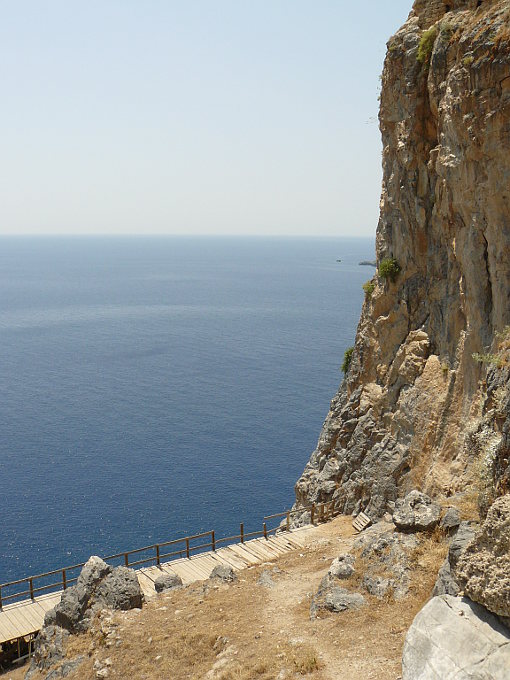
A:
[0, 499, 339, 612]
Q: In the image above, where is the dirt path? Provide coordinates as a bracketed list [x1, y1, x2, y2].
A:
[2, 516, 445, 680]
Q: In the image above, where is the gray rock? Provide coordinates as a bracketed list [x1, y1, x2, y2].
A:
[448, 521, 477, 569]
[26, 626, 69, 675]
[363, 575, 393, 598]
[324, 588, 366, 613]
[328, 554, 355, 579]
[52, 559, 142, 633]
[392, 490, 441, 532]
[439, 507, 461, 533]
[95, 567, 144, 610]
[154, 573, 183, 593]
[454, 494, 510, 619]
[402, 595, 510, 680]
[210, 564, 237, 582]
[432, 559, 459, 597]
[355, 523, 418, 599]
[28, 557, 143, 680]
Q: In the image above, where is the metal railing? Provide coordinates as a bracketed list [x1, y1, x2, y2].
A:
[0, 499, 340, 610]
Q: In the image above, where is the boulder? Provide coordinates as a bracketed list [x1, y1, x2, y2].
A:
[210, 564, 237, 583]
[154, 572, 183, 593]
[49, 557, 142, 633]
[328, 554, 355, 579]
[324, 588, 365, 613]
[392, 490, 441, 532]
[454, 494, 510, 620]
[402, 595, 510, 679]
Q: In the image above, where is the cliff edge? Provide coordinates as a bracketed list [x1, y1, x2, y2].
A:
[295, 0, 510, 519]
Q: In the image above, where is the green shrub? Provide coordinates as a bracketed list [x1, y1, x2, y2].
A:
[463, 55, 474, 67]
[417, 25, 438, 64]
[378, 258, 401, 283]
[363, 280, 375, 299]
[341, 346, 354, 374]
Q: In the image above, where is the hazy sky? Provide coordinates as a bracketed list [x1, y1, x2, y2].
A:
[1, 1, 412, 237]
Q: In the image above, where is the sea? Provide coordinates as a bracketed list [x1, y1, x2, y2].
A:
[0, 236, 373, 584]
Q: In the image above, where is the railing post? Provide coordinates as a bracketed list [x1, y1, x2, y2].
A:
[319, 504, 324, 523]
[29, 578, 34, 600]
[62, 569, 67, 590]
[240, 523, 244, 544]
[124, 553, 129, 567]
[311, 504, 315, 525]
[286, 511, 290, 532]
[186, 537, 190, 559]
[263, 522, 267, 539]
[0, 585, 3, 610]
[211, 530, 216, 552]
[156, 544, 161, 566]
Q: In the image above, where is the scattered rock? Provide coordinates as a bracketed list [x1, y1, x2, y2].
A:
[402, 595, 510, 680]
[392, 491, 441, 532]
[454, 494, 510, 620]
[439, 507, 461, 533]
[154, 573, 183, 593]
[210, 565, 237, 583]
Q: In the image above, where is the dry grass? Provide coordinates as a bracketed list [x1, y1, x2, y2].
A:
[1, 516, 448, 680]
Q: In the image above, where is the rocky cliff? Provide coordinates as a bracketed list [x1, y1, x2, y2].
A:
[295, 0, 510, 519]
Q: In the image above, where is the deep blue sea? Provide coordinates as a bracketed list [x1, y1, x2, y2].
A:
[0, 236, 372, 584]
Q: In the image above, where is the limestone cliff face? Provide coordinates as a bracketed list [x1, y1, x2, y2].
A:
[295, 0, 510, 519]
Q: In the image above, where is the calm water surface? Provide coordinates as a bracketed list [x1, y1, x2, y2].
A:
[0, 236, 372, 582]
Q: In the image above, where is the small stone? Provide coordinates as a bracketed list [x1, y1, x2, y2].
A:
[209, 565, 237, 582]
[154, 573, 183, 593]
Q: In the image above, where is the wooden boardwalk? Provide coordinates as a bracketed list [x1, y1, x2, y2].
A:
[0, 528, 312, 647]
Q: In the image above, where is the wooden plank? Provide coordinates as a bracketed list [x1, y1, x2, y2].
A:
[255, 538, 289, 556]
[239, 542, 277, 561]
[227, 544, 259, 565]
[214, 548, 249, 570]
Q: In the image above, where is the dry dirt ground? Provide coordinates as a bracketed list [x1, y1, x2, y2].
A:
[2, 516, 447, 680]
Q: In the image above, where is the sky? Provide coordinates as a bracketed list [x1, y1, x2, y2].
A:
[0, 1, 412, 237]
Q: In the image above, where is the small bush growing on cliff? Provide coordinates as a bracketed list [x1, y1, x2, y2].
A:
[417, 25, 438, 64]
[341, 346, 354, 374]
[363, 280, 375, 299]
[472, 326, 510, 369]
[378, 258, 401, 283]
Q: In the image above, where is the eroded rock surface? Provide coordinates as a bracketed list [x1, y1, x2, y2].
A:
[294, 0, 510, 520]
[393, 491, 441, 532]
[402, 595, 510, 680]
[455, 494, 510, 620]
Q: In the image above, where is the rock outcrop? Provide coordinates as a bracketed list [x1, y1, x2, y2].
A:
[392, 490, 441, 531]
[26, 557, 143, 680]
[454, 493, 510, 620]
[432, 520, 477, 596]
[294, 0, 510, 519]
[402, 595, 510, 680]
